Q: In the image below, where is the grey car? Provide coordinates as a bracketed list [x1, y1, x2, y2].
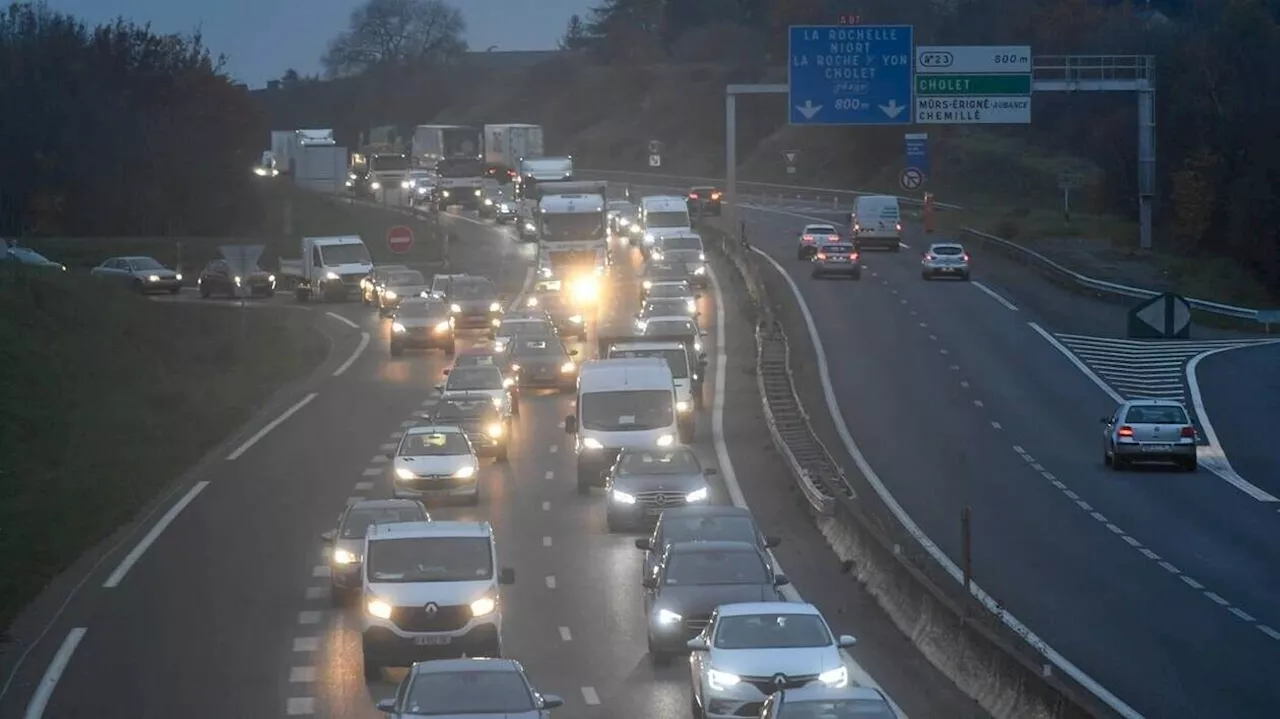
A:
[640, 261, 692, 301]
[920, 242, 971, 280]
[89, 255, 182, 294]
[377, 268, 431, 316]
[445, 276, 504, 330]
[605, 447, 717, 531]
[644, 541, 788, 661]
[319, 499, 430, 605]
[810, 242, 861, 280]
[505, 336, 579, 392]
[760, 685, 901, 718]
[635, 506, 781, 580]
[637, 298, 698, 325]
[375, 658, 564, 717]
[390, 298, 456, 356]
[1101, 398, 1198, 471]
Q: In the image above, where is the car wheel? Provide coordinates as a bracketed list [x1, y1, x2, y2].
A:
[199, 285, 210, 299]
[1103, 450, 1113, 467]
[1182, 456, 1198, 472]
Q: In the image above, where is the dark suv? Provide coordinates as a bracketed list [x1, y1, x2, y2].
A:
[686, 186, 722, 216]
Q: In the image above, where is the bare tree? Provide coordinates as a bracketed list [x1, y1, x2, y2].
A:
[321, 0, 466, 77]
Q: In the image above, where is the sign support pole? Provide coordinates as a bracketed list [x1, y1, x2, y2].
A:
[725, 84, 788, 240]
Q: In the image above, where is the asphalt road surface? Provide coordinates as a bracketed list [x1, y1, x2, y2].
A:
[1194, 340, 1280, 498]
[0, 206, 982, 718]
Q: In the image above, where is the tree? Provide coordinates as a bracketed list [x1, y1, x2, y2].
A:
[559, 14, 591, 50]
[321, 0, 466, 78]
[281, 68, 301, 85]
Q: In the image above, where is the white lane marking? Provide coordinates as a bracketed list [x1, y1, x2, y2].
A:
[928, 334, 937, 341]
[226, 392, 319, 460]
[1105, 524, 1125, 535]
[379, 442, 397, 451]
[286, 697, 316, 715]
[312, 565, 330, 578]
[1158, 561, 1179, 574]
[959, 380, 970, 388]
[970, 281, 1020, 311]
[1122, 535, 1142, 547]
[580, 687, 600, 705]
[362, 467, 383, 477]
[545, 575, 557, 589]
[1258, 625, 1280, 641]
[549, 444, 558, 453]
[1180, 576, 1204, 589]
[559, 626, 572, 641]
[1139, 548, 1160, 560]
[297, 611, 322, 625]
[289, 667, 317, 682]
[541, 501, 550, 511]
[938, 348, 949, 355]
[706, 268, 905, 716]
[293, 637, 320, 652]
[749, 250, 1141, 719]
[325, 311, 359, 329]
[21, 628, 86, 719]
[355, 481, 375, 490]
[973, 399, 984, 408]
[332, 332, 370, 377]
[1231, 607, 1257, 622]
[1027, 322, 1125, 403]
[304, 587, 325, 600]
[542, 536, 552, 547]
[1090, 512, 1107, 523]
[991, 421, 1002, 430]
[544, 470, 554, 480]
[1185, 344, 1280, 502]
[103, 481, 210, 588]
[371, 454, 388, 464]
[949, 364, 960, 370]
[1204, 592, 1229, 606]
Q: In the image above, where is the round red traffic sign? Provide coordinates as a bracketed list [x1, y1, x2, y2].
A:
[387, 225, 414, 254]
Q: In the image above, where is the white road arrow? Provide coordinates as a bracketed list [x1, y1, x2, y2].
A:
[878, 99, 906, 119]
[795, 101, 822, 120]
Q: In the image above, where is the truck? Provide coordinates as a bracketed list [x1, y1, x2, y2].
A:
[484, 124, 544, 182]
[411, 125, 483, 167]
[294, 145, 348, 194]
[530, 181, 609, 306]
[435, 156, 487, 210]
[270, 129, 335, 175]
[278, 236, 374, 302]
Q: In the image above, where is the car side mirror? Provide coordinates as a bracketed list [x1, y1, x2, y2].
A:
[569, 349, 579, 356]
[433, 384, 443, 392]
[635, 537, 652, 550]
[774, 574, 790, 586]
[499, 567, 515, 585]
[764, 535, 781, 548]
[837, 634, 858, 648]
[375, 699, 396, 712]
[704, 468, 718, 476]
[1099, 417, 1110, 425]
[541, 695, 564, 710]
[687, 637, 709, 651]
[564, 415, 577, 434]
[319, 530, 336, 543]
[642, 576, 657, 589]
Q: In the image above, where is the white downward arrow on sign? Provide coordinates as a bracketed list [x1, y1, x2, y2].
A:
[879, 99, 905, 119]
[795, 101, 822, 119]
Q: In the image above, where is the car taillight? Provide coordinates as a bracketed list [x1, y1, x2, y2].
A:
[924, 253, 935, 261]
[689, 193, 698, 199]
[896, 222, 902, 232]
[850, 253, 858, 260]
[1117, 426, 1134, 437]
[712, 192, 721, 199]
[1180, 426, 1196, 438]
[828, 235, 838, 241]
[802, 234, 814, 242]
[816, 253, 827, 260]
[962, 254, 970, 262]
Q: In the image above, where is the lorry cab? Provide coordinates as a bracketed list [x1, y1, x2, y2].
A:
[564, 358, 681, 494]
[639, 196, 693, 253]
[849, 195, 903, 251]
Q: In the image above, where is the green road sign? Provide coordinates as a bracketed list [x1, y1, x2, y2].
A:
[916, 75, 1033, 96]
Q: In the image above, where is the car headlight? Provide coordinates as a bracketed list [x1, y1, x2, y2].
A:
[371, 181, 381, 190]
[349, 172, 357, 180]
[630, 224, 642, 234]
[686, 300, 697, 312]
[656, 434, 675, 447]
[450, 303, 462, 313]
[499, 203, 510, 212]
[484, 198, 493, 206]
[489, 301, 501, 312]
[694, 266, 706, 275]
[401, 181, 411, 189]
[538, 266, 552, 277]
[503, 377, 515, 388]
[708, 669, 741, 691]
[694, 340, 703, 352]
[491, 317, 501, 327]
[568, 315, 583, 324]
[441, 189, 450, 197]
[486, 423, 504, 438]
[453, 465, 476, 479]
[642, 280, 652, 289]
[474, 189, 482, 196]
[651, 251, 664, 260]
[510, 363, 521, 372]
[346, 180, 354, 187]
[644, 233, 655, 243]
[560, 361, 576, 373]
[685, 487, 709, 502]
[470, 596, 496, 617]
[392, 322, 406, 333]
[525, 222, 536, 232]
[433, 321, 450, 332]
[395, 467, 415, 480]
[366, 598, 393, 619]
[620, 218, 630, 226]
[384, 290, 397, 300]
[417, 186, 427, 194]
[819, 666, 849, 688]
[268, 274, 275, 283]
[657, 608, 682, 624]
[234, 275, 242, 286]
[699, 252, 706, 261]
[333, 548, 358, 565]
[147, 274, 160, 282]
[175, 273, 183, 281]
[526, 297, 538, 307]
[491, 398, 503, 410]
[582, 437, 604, 450]
[611, 489, 637, 504]
[325, 271, 339, 280]
[676, 401, 690, 413]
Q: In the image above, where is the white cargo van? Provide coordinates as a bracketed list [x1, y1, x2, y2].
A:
[564, 358, 681, 493]
[850, 195, 903, 251]
[639, 196, 693, 254]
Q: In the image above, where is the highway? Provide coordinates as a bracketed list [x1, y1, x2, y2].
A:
[0, 204, 978, 718]
[1194, 341, 1280, 498]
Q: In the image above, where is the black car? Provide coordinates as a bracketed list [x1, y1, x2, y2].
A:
[527, 291, 587, 338]
[374, 658, 563, 718]
[390, 298, 455, 356]
[761, 686, 902, 719]
[637, 297, 697, 324]
[375, 268, 430, 316]
[643, 541, 788, 661]
[319, 499, 430, 605]
[478, 184, 512, 220]
[443, 275, 504, 330]
[428, 395, 510, 461]
[686, 185, 722, 216]
[604, 447, 716, 530]
[639, 261, 692, 302]
[505, 336, 579, 392]
[362, 264, 410, 305]
[635, 506, 781, 580]
[347, 168, 376, 198]
[197, 258, 275, 298]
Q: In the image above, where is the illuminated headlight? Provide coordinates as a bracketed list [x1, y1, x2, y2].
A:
[433, 321, 450, 333]
[629, 224, 642, 234]
[499, 203, 510, 212]
[635, 319, 647, 330]
[708, 669, 741, 691]
[175, 273, 182, 281]
[568, 315, 583, 324]
[694, 340, 703, 352]
[450, 303, 462, 313]
[491, 317, 501, 327]
[453, 465, 476, 479]
[332, 549, 358, 565]
[676, 401, 690, 413]
[268, 274, 276, 283]
[694, 266, 706, 275]
[656, 434, 675, 447]
[503, 377, 515, 388]
[383, 290, 397, 300]
[642, 280, 653, 289]
[560, 361, 576, 373]
[371, 181, 381, 190]
[657, 608, 682, 624]
[644, 233, 655, 243]
[474, 189, 482, 196]
[392, 322, 407, 333]
[582, 437, 604, 450]
[819, 666, 849, 688]
[570, 279, 598, 302]
[685, 487, 709, 502]
[234, 275, 242, 286]
[686, 299, 697, 312]
[490, 398, 503, 410]
[366, 598, 393, 619]
[401, 180, 411, 189]
[325, 271, 340, 280]
[509, 363, 521, 372]
[486, 423, 504, 438]
[526, 297, 538, 307]
[147, 274, 160, 282]
[441, 190, 450, 197]
[699, 252, 706, 261]
[524, 222, 536, 232]
[620, 218, 630, 227]
[484, 198, 493, 206]
[651, 251, 664, 260]
[395, 467, 415, 480]
[349, 172, 357, 180]
[538, 266, 552, 277]
[346, 180, 353, 187]
[489, 301, 501, 312]
[253, 166, 267, 176]
[470, 596, 496, 617]
[416, 186, 427, 194]
[611, 490, 637, 504]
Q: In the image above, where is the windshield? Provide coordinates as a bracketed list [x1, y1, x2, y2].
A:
[432, 404, 496, 424]
[512, 339, 564, 357]
[580, 389, 673, 431]
[1124, 405, 1189, 424]
[666, 550, 768, 585]
[643, 300, 691, 316]
[370, 154, 410, 172]
[932, 245, 964, 256]
[662, 515, 756, 545]
[645, 320, 696, 336]
[398, 302, 448, 318]
[777, 699, 898, 719]
[437, 158, 485, 177]
[661, 237, 702, 251]
[609, 348, 689, 378]
[320, 244, 372, 265]
[451, 278, 496, 299]
[619, 448, 701, 474]
[388, 270, 425, 286]
[714, 613, 833, 649]
[405, 670, 535, 714]
[129, 257, 164, 270]
[339, 507, 426, 539]
[366, 536, 492, 583]
[399, 431, 471, 456]
[9, 248, 51, 263]
[499, 321, 554, 338]
[446, 367, 503, 391]
[454, 353, 498, 367]
[806, 226, 838, 236]
[542, 213, 603, 242]
[646, 211, 689, 228]
[648, 285, 691, 299]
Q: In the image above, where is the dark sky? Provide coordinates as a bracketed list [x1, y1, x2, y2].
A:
[41, 0, 594, 87]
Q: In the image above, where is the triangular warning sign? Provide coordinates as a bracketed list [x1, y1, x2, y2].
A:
[783, 151, 798, 165]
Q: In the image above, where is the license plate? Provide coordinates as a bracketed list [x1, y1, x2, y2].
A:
[829, 257, 847, 262]
[1141, 444, 1172, 452]
[414, 635, 452, 646]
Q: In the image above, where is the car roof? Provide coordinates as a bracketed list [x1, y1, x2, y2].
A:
[369, 520, 492, 540]
[660, 505, 753, 519]
[779, 685, 891, 703]
[804, 224, 837, 231]
[410, 657, 523, 675]
[119, 255, 159, 262]
[717, 601, 819, 617]
[1124, 398, 1188, 407]
[376, 263, 410, 270]
[650, 279, 691, 287]
[929, 242, 964, 249]
[613, 339, 686, 352]
[643, 316, 696, 326]
[404, 425, 466, 435]
[667, 540, 761, 554]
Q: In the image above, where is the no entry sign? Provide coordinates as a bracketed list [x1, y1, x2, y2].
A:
[387, 225, 414, 254]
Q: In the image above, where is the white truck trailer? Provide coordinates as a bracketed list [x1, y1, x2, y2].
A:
[484, 124, 544, 179]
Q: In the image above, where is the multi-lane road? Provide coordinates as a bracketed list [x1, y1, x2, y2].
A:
[0, 203, 981, 718]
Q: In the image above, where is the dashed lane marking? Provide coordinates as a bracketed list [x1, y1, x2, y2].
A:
[324, 311, 358, 329]
[289, 667, 316, 683]
[285, 697, 316, 715]
[542, 536, 552, 547]
[362, 467, 382, 477]
[559, 627, 572, 641]
[541, 501, 551, 511]
[549, 444, 558, 453]
[970, 281, 1020, 311]
[297, 611, 322, 625]
[293, 637, 320, 652]
[354, 481, 375, 491]
[1181, 576, 1204, 590]
[545, 576, 557, 589]
[991, 421, 1002, 430]
[379, 442, 397, 451]
[580, 687, 600, 705]
[304, 587, 325, 600]
[1258, 625, 1280, 641]
[544, 470, 554, 480]
[371, 454, 388, 463]
[311, 566, 329, 578]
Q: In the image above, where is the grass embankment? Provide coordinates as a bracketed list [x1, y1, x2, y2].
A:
[0, 263, 328, 632]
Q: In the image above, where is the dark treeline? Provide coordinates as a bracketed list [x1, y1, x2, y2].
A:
[0, 2, 262, 238]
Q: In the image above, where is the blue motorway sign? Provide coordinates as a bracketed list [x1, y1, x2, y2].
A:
[788, 25, 915, 126]
[905, 133, 928, 177]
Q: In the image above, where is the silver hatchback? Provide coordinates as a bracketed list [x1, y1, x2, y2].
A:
[1101, 399, 1198, 471]
[921, 242, 970, 280]
[810, 242, 861, 279]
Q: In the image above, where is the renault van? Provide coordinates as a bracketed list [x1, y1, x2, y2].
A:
[850, 195, 903, 251]
[640, 196, 694, 255]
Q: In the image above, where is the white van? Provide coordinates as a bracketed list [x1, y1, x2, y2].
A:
[850, 195, 903, 251]
[564, 358, 681, 493]
[639, 196, 693, 254]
